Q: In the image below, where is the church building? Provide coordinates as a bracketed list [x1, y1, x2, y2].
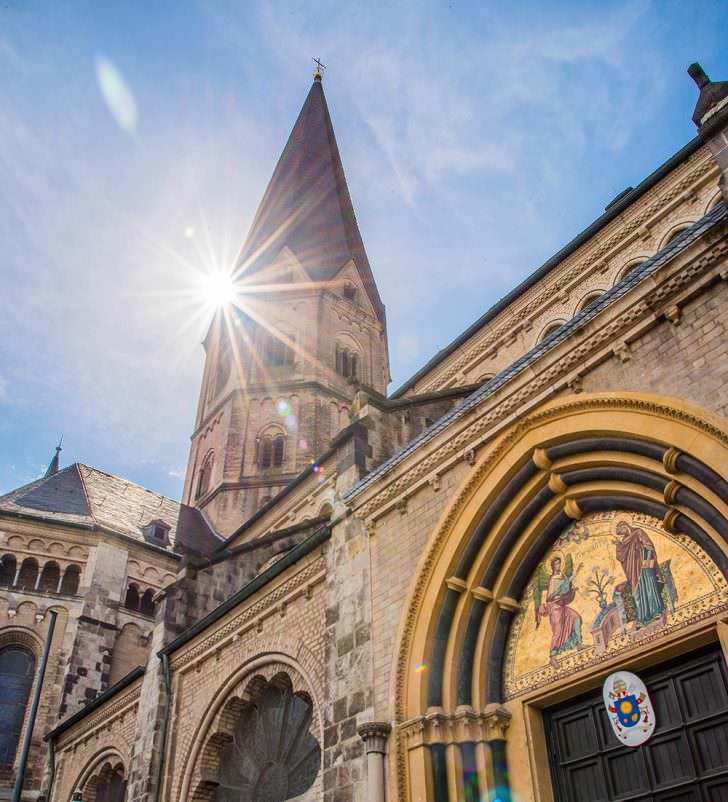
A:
[2, 61, 728, 802]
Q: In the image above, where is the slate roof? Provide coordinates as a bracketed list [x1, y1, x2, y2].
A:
[347, 201, 728, 500]
[234, 77, 385, 324]
[0, 464, 222, 556]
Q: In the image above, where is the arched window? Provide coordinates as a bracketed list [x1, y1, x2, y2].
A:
[0, 555, 16, 587]
[196, 452, 214, 500]
[343, 282, 357, 303]
[60, 565, 81, 595]
[140, 589, 155, 617]
[38, 561, 60, 593]
[258, 433, 285, 470]
[273, 435, 285, 468]
[262, 334, 294, 367]
[124, 584, 140, 612]
[0, 646, 35, 768]
[17, 559, 38, 591]
[335, 345, 359, 381]
[88, 763, 127, 802]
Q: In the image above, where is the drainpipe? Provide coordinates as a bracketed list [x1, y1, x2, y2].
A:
[13, 609, 58, 802]
[154, 652, 172, 802]
[357, 722, 392, 802]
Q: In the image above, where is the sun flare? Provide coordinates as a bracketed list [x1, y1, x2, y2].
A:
[202, 271, 238, 308]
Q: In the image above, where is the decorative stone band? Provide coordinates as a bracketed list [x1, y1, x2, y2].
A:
[347, 204, 728, 519]
[399, 704, 512, 750]
[357, 721, 392, 754]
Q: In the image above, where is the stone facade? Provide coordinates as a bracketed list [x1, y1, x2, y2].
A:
[6, 64, 728, 802]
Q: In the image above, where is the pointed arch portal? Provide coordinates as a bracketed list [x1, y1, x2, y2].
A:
[393, 393, 728, 802]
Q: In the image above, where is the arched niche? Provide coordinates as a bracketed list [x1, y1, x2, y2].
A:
[75, 750, 127, 802]
[181, 657, 323, 802]
[392, 392, 728, 802]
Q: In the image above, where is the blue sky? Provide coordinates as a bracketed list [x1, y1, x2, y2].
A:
[1, 0, 727, 499]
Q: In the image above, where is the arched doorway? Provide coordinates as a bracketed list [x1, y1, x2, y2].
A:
[393, 393, 728, 802]
[0, 645, 35, 768]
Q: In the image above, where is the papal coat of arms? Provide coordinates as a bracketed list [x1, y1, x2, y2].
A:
[602, 670, 655, 747]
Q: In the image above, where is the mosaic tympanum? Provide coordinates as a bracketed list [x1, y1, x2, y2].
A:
[504, 510, 728, 699]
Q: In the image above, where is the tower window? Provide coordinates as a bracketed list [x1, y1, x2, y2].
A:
[335, 346, 359, 381]
[343, 282, 357, 303]
[258, 433, 285, 470]
[196, 452, 214, 499]
[262, 334, 294, 367]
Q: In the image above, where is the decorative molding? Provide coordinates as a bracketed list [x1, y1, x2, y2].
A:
[663, 447, 682, 475]
[665, 305, 682, 325]
[564, 497, 583, 521]
[413, 151, 717, 394]
[170, 557, 325, 670]
[357, 721, 392, 754]
[445, 577, 467, 593]
[471, 587, 494, 604]
[548, 473, 567, 495]
[496, 597, 521, 614]
[532, 448, 551, 471]
[352, 241, 728, 524]
[483, 703, 512, 741]
[397, 704, 511, 748]
[664, 480, 682, 506]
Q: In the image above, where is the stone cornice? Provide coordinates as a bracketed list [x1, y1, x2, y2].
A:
[55, 681, 141, 751]
[416, 148, 717, 393]
[170, 555, 326, 671]
[349, 229, 728, 523]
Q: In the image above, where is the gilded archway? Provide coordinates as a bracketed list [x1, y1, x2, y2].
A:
[391, 392, 728, 802]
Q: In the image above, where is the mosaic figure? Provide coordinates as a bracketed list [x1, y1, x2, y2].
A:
[533, 553, 584, 665]
[614, 520, 665, 628]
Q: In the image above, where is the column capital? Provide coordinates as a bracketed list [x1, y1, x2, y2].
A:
[357, 721, 392, 754]
[483, 703, 512, 742]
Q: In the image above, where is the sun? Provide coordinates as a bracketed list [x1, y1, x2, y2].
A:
[201, 271, 238, 309]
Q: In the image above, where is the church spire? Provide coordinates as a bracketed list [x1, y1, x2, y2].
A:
[234, 72, 385, 323]
[44, 436, 63, 477]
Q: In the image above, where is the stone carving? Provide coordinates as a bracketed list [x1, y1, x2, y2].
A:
[215, 683, 320, 802]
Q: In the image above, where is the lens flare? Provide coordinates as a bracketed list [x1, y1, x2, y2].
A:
[202, 271, 237, 308]
[414, 663, 428, 673]
[95, 55, 138, 133]
[277, 399, 291, 417]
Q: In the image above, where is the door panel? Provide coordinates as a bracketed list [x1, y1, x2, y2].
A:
[545, 646, 728, 802]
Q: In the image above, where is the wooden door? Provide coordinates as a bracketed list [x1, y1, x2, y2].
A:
[544, 646, 728, 801]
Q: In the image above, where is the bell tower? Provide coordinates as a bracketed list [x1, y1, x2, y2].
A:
[183, 71, 389, 536]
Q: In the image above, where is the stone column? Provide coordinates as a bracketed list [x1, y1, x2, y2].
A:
[357, 722, 391, 802]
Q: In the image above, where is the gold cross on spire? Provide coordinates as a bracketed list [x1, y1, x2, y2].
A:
[313, 57, 326, 82]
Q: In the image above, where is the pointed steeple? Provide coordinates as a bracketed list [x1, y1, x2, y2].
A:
[44, 437, 63, 477]
[235, 75, 385, 323]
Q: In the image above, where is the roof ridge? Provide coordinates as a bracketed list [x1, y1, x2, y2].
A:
[76, 463, 181, 504]
[73, 463, 94, 521]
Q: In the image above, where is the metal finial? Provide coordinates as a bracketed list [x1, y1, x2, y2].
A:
[312, 57, 326, 82]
